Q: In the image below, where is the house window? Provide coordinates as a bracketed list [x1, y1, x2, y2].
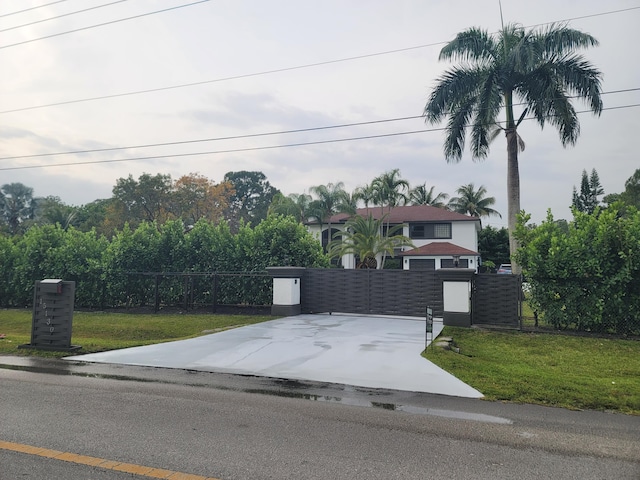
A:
[409, 223, 451, 239]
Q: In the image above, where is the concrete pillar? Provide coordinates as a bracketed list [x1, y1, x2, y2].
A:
[436, 268, 474, 327]
[266, 267, 306, 316]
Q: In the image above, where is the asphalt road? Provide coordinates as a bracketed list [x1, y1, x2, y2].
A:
[1, 358, 639, 480]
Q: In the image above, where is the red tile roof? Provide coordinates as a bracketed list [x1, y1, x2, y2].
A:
[399, 242, 478, 256]
[327, 205, 479, 224]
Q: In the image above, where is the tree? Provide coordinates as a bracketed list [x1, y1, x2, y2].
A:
[172, 173, 233, 226]
[309, 182, 352, 250]
[478, 225, 510, 269]
[371, 169, 409, 212]
[606, 169, 640, 210]
[0, 182, 37, 235]
[424, 22, 603, 271]
[572, 168, 604, 214]
[409, 183, 449, 207]
[352, 183, 377, 207]
[448, 183, 501, 218]
[111, 173, 173, 228]
[268, 192, 314, 223]
[34, 196, 78, 230]
[515, 206, 640, 335]
[224, 171, 279, 231]
[327, 214, 413, 269]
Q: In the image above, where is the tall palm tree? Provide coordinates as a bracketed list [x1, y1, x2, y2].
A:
[310, 182, 351, 250]
[327, 214, 414, 269]
[352, 183, 377, 207]
[448, 183, 501, 219]
[409, 183, 449, 208]
[423, 22, 603, 271]
[371, 169, 409, 211]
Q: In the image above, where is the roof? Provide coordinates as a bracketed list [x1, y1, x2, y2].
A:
[326, 205, 480, 225]
[399, 241, 479, 256]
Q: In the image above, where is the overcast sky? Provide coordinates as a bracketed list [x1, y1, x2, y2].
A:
[1, 0, 638, 227]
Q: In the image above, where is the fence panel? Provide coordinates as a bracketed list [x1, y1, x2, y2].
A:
[301, 269, 441, 317]
[472, 274, 522, 328]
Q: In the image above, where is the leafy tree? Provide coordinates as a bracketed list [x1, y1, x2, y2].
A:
[34, 196, 78, 230]
[424, 22, 603, 270]
[613, 169, 640, 210]
[74, 198, 113, 236]
[224, 171, 280, 231]
[572, 168, 604, 214]
[409, 183, 449, 207]
[478, 225, 510, 269]
[448, 183, 501, 219]
[327, 214, 413, 269]
[111, 173, 173, 229]
[172, 173, 233, 226]
[515, 205, 640, 335]
[0, 182, 37, 235]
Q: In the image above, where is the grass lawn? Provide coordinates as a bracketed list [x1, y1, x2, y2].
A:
[0, 309, 277, 358]
[424, 326, 640, 415]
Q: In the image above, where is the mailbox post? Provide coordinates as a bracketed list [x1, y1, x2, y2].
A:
[19, 279, 81, 352]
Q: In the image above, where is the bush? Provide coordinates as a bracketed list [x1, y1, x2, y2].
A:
[515, 204, 640, 335]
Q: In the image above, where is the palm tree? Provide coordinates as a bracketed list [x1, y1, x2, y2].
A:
[327, 214, 414, 269]
[352, 183, 377, 207]
[268, 192, 314, 223]
[409, 183, 449, 208]
[309, 182, 351, 250]
[370, 169, 410, 264]
[423, 22, 603, 271]
[371, 169, 409, 211]
[448, 183, 501, 219]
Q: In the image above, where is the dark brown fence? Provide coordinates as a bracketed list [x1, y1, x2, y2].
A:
[472, 273, 522, 328]
[300, 269, 442, 317]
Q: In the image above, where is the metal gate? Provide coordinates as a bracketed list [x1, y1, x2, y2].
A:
[472, 273, 522, 328]
[300, 268, 442, 317]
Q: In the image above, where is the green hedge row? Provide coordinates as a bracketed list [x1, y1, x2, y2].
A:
[515, 204, 640, 335]
[0, 215, 329, 309]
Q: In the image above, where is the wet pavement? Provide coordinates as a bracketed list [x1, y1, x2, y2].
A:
[63, 313, 482, 398]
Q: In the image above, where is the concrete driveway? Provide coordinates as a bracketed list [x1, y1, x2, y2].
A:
[66, 313, 483, 398]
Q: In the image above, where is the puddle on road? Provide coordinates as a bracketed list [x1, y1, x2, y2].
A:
[1, 361, 511, 425]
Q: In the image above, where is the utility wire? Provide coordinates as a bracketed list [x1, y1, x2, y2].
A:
[0, 0, 71, 18]
[0, 0, 131, 34]
[1, 6, 637, 114]
[1, 88, 637, 162]
[0, 0, 209, 50]
[1, 103, 637, 172]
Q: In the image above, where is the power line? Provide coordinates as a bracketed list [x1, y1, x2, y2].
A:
[2, 88, 637, 161]
[1, 5, 637, 115]
[0, 0, 209, 50]
[0, 0, 71, 18]
[0, 0, 132, 34]
[0, 116, 424, 161]
[1, 103, 637, 172]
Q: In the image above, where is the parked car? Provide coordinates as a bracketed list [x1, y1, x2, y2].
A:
[497, 264, 512, 274]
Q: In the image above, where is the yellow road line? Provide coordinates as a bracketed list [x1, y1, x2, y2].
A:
[0, 440, 221, 480]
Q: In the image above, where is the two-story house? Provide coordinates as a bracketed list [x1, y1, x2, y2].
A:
[306, 205, 481, 271]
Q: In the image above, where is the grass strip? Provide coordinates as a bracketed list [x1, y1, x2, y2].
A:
[424, 326, 640, 415]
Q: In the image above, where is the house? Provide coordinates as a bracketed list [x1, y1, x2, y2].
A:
[306, 205, 481, 271]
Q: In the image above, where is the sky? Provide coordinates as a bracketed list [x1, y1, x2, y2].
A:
[1, 0, 638, 228]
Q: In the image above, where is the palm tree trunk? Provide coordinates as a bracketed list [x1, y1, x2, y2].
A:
[506, 128, 521, 274]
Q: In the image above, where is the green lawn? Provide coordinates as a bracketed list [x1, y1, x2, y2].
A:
[0, 309, 276, 358]
[424, 326, 640, 415]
